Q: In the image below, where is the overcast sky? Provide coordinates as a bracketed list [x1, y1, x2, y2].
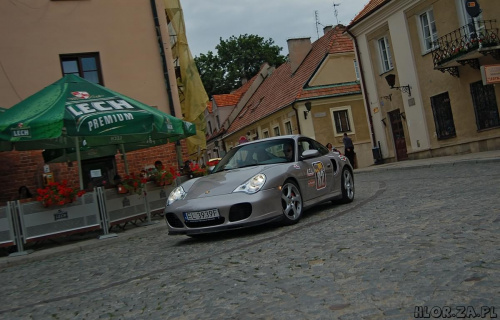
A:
[180, 0, 370, 58]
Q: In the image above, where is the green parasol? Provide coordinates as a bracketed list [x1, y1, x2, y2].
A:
[0, 75, 195, 188]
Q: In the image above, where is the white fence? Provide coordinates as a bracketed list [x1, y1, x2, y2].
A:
[1, 181, 175, 256]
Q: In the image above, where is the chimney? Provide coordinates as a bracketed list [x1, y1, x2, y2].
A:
[323, 25, 333, 34]
[287, 37, 312, 74]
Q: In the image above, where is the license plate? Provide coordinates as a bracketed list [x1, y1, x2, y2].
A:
[183, 209, 220, 221]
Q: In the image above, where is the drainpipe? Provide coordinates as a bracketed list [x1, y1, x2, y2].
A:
[291, 103, 302, 135]
[345, 29, 377, 148]
[150, 0, 183, 168]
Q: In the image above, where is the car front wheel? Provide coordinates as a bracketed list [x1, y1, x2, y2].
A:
[281, 180, 303, 225]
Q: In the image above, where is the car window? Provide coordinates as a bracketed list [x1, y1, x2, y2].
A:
[298, 138, 328, 158]
[311, 140, 329, 156]
[213, 138, 295, 172]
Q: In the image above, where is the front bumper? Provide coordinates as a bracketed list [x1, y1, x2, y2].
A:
[164, 187, 283, 235]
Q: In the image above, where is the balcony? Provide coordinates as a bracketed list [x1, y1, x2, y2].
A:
[431, 20, 499, 77]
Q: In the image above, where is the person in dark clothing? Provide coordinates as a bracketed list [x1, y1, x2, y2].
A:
[343, 133, 355, 167]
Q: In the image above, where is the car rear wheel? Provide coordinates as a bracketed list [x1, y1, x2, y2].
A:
[281, 180, 303, 225]
[340, 168, 354, 203]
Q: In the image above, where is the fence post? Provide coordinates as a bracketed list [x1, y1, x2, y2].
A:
[96, 187, 118, 240]
[8, 201, 33, 257]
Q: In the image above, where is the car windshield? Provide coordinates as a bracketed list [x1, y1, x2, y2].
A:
[213, 138, 295, 172]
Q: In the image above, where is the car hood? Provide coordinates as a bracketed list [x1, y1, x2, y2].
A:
[181, 165, 278, 199]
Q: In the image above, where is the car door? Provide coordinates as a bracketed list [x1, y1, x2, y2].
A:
[297, 138, 334, 202]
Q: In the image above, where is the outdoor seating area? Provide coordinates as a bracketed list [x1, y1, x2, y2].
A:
[0, 180, 180, 257]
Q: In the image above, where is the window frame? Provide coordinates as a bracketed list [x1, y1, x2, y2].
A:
[353, 59, 360, 80]
[284, 120, 293, 135]
[60, 52, 103, 85]
[430, 92, 457, 140]
[470, 80, 500, 131]
[417, 8, 439, 54]
[330, 106, 355, 137]
[377, 36, 393, 74]
[273, 125, 281, 137]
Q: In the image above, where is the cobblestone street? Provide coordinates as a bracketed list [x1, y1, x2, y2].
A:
[0, 160, 499, 319]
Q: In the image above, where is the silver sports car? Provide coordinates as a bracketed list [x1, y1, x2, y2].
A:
[164, 135, 354, 236]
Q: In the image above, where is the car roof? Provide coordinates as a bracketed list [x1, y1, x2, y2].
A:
[240, 135, 304, 146]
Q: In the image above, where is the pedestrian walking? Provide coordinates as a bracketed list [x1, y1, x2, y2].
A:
[343, 133, 355, 167]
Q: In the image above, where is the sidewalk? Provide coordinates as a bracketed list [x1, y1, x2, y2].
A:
[355, 149, 500, 173]
[1, 149, 499, 269]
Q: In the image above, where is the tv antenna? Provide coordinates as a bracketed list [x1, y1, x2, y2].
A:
[315, 10, 324, 39]
[333, 2, 341, 25]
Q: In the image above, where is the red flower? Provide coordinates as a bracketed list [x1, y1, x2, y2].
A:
[37, 181, 85, 208]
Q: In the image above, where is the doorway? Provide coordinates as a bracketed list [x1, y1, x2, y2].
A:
[388, 109, 408, 161]
[81, 156, 116, 190]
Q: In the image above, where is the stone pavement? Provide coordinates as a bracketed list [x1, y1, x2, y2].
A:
[1, 149, 499, 270]
[0, 151, 498, 319]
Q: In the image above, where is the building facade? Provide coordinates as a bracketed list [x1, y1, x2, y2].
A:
[0, 0, 187, 202]
[347, 0, 500, 162]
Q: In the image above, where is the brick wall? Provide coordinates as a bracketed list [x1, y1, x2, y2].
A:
[0, 141, 190, 205]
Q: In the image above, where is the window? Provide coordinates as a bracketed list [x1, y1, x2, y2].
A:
[419, 9, 438, 52]
[331, 106, 355, 136]
[262, 130, 269, 138]
[378, 36, 393, 73]
[273, 126, 281, 136]
[60, 53, 102, 84]
[216, 115, 220, 128]
[207, 121, 212, 135]
[353, 60, 360, 80]
[284, 121, 293, 135]
[470, 81, 500, 130]
[430, 92, 456, 140]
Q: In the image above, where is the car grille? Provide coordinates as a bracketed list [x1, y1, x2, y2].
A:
[229, 203, 252, 222]
[165, 212, 184, 228]
[185, 217, 225, 228]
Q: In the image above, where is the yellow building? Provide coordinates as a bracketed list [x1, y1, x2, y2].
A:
[347, 0, 500, 162]
[219, 25, 373, 169]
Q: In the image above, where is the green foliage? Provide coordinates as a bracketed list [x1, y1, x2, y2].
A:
[194, 34, 286, 96]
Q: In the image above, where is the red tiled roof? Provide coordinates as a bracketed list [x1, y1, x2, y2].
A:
[328, 28, 354, 54]
[348, 0, 391, 29]
[212, 71, 260, 108]
[213, 94, 239, 107]
[225, 25, 359, 137]
[206, 101, 212, 113]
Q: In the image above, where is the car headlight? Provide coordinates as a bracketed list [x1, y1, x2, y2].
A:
[233, 174, 266, 194]
[167, 186, 187, 206]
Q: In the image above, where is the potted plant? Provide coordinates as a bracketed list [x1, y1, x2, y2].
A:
[150, 165, 179, 186]
[36, 180, 86, 207]
[121, 173, 148, 195]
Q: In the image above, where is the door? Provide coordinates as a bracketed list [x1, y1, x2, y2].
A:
[297, 138, 334, 202]
[81, 156, 117, 190]
[389, 110, 408, 161]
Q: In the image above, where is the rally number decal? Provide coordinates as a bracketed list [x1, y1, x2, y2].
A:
[312, 161, 326, 190]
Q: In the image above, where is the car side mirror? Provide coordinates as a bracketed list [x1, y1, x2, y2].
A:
[300, 149, 320, 160]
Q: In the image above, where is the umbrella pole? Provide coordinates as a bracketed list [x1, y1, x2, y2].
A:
[120, 144, 129, 174]
[74, 137, 84, 190]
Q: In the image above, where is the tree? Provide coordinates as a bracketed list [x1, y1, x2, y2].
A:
[195, 34, 286, 97]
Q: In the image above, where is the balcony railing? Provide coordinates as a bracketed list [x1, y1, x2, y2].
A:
[431, 20, 499, 75]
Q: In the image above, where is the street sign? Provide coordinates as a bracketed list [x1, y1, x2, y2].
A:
[465, 0, 481, 18]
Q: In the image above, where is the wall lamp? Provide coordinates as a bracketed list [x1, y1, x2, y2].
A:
[385, 74, 411, 97]
[380, 94, 392, 101]
[304, 102, 312, 119]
